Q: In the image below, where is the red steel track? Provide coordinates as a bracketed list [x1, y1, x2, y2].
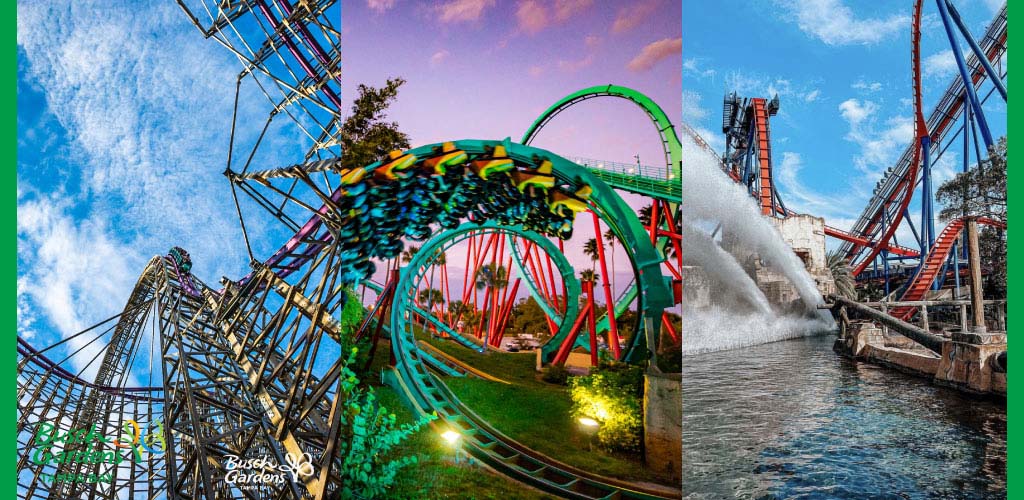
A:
[891, 216, 1006, 320]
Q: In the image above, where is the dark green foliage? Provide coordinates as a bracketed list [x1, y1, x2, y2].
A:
[541, 364, 569, 385]
[509, 296, 550, 339]
[568, 361, 644, 453]
[334, 347, 436, 499]
[339, 78, 411, 171]
[338, 286, 366, 341]
[935, 136, 1007, 297]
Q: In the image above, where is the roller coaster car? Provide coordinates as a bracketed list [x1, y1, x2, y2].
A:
[422, 142, 469, 176]
[469, 145, 515, 180]
[168, 246, 192, 273]
[375, 150, 417, 181]
[548, 184, 593, 219]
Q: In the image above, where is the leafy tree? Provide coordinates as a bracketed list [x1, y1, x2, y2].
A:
[937, 137, 1007, 222]
[935, 137, 1007, 297]
[826, 251, 857, 300]
[339, 78, 411, 171]
[510, 296, 551, 337]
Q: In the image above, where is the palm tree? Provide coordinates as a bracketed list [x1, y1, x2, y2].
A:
[580, 269, 599, 283]
[474, 264, 509, 346]
[401, 245, 420, 264]
[583, 238, 600, 274]
[827, 251, 857, 300]
[638, 204, 653, 228]
[603, 228, 616, 293]
[417, 288, 444, 309]
[474, 263, 509, 291]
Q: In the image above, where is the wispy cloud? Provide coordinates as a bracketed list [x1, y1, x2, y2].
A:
[515, 0, 594, 35]
[17, 1, 295, 365]
[683, 57, 716, 80]
[612, 0, 659, 34]
[435, 0, 496, 23]
[430, 49, 451, 66]
[922, 49, 960, 79]
[725, 71, 821, 103]
[627, 37, 680, 72]
[557, 53, 595, 73]
[776, 0, 907, 46]
[851, 80, 882, 92]
[367, 0, 396, 13]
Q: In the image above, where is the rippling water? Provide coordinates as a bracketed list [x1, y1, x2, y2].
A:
[682, 335, 1006, 499]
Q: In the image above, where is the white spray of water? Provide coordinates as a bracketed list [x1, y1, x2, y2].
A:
[681, 133, 834, 354]
[681, 220, 772, 314]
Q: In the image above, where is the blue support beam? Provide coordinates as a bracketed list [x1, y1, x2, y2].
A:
[935, 0, 994, 149]
[945, 0, 1007, 102]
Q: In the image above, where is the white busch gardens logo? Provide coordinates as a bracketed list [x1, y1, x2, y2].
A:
[224, 452, 316, 487]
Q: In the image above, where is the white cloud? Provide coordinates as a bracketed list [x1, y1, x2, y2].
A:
[627, 37, 681, 72]
[838, 98, 915, 184]
[726, 71, 821, 102]
[435, 0, 495, 23]
[838, 98, 877, 126]
[683, 57, 716, 80]
[17, 2, 293, 366]
[366, 0, 396, 13]
[777, 0, 907, 45]
[852, 80, 882, 92]
[775, 151, 859, 217]
[17, 193, 143, 379]
[922, 49, 959, 79]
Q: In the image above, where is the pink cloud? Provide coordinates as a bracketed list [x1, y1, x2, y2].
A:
[558, 54, 594, 73]
[554, 0, 594, 21]
[626, 37, 680, 72]
[612, 0, 659, 34]
[516, 0, 549, 34]
[435, 0, 496, 23]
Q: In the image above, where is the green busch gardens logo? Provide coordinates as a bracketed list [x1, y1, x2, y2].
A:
[30, 418, 166, 485]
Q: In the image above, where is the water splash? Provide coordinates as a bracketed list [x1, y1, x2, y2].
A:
[681, 133, 833, 354]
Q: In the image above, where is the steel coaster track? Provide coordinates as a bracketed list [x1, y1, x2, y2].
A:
[839, 3, 1007, 273]
[390, 220, 677, 499]
[519, 86, 682, 352]
[890, 216, 1006, 320]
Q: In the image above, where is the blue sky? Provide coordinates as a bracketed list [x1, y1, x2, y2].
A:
[682, 0, 1007, 246]
[16, 1, 316, 375]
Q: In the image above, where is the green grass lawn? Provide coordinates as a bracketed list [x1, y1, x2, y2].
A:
[404, 333, 672, 485]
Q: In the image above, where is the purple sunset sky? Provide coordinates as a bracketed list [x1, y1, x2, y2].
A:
[341, 0, 680, 166]
[342, 0, 681, 299]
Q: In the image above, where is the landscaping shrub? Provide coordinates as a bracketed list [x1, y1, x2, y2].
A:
[568, 361, 644, 453]
[541, 364, 570, 385]
[334, 347, 436, 498]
